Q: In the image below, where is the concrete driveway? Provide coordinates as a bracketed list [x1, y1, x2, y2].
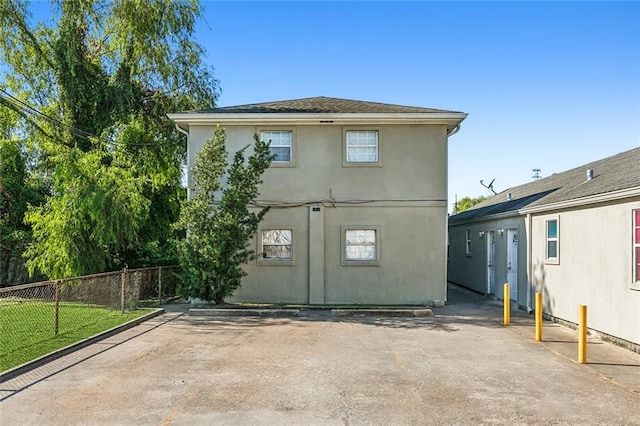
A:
[1, 284, 639, 425]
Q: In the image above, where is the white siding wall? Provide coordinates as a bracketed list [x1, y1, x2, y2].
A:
[530, 200, 640, 345]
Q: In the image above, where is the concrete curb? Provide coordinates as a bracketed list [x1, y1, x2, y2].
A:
[0, 308, 165, 383]
[190, 308, 300, 317]
[331, 308, 433, 317]
[189, 308, 434, 318]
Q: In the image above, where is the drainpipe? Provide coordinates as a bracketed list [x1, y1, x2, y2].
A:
[447, 124, 460, 137]
[174, 123, 191, 197]
[174, 123, 189, 137]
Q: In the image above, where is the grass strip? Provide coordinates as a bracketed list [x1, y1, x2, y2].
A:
[0, 301, 151, 371]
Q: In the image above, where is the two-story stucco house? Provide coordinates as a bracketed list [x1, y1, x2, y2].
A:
[448, 147, 640, 351]
[169, 96, 467, 305]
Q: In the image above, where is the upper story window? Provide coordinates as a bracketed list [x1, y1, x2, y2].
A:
[465, 229, 472, 255]
[546, 219, 559, 263]
[260, 131, 292, 163]
[634, 210, 640, 283]
[346, 130, 378, 163]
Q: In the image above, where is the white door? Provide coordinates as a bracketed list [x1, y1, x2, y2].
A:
[506, 229, 518, 301]
[486, 231, 496, 295]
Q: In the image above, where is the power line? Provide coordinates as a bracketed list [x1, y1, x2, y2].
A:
[0, 88, 181, 148]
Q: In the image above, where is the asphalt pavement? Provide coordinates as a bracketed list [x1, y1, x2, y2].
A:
[1, 283, 639, 425]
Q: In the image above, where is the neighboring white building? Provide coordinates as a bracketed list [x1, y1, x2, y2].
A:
[448, 147, 640, 351]
[170, 96, 467, 305]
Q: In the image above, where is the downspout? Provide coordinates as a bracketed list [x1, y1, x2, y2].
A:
[174, 123, 191, 197]
[174, 123, 189, 137]
[447, 124, 460, 137]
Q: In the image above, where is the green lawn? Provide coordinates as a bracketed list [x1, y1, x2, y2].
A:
[0, 300, 152, 372]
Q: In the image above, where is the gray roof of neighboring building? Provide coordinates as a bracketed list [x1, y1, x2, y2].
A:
[449, 146, 640, 223]
[194, 96, 463, 114]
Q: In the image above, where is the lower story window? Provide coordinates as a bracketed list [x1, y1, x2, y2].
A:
[345, 229, 376, 260]
[261, 229, 292, 260]
[342, 226, 380, 265]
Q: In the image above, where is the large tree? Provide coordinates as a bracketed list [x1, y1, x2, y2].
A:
[452, 195, 487, 214]
[0, 0, 218, 279]
[175, 127, 274, 304]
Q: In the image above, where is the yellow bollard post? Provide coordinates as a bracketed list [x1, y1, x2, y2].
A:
[578, 305, 587, 364]
[535, 292, 542, 341]
[503, 283, 510, 326]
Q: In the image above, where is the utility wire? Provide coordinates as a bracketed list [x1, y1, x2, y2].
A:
[0, 88, 181, 147]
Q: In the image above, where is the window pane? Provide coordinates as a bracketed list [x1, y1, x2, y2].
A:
[547, 220, 557, 238]
[270, 147, 291, 162]
[261, 131, 292, 162]
[263, 245, 291, 259]
[261, 229, 292, 260]
[346, 245, 376, 260]
[547, 241, 558, 258]
[345, 229, 376, 261]
[346, 131, 378, 162]
[636, 227, 640, 244]
[346, 230, 375, 245]
[262, 230, 291, 244]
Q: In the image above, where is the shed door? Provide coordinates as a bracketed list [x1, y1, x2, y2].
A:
[506, 229, 518, 301]
[486, 231, 496, 295]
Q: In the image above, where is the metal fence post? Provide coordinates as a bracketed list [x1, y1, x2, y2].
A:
[158, 267, 163, 305]
[121, 267, 127, 313]
[54, 281, 61, 335]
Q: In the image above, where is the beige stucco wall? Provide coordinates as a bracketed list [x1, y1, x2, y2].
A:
[189, 124, 448, 201]
[530, 199, 640, 345]
[187, 123, 450, 305]
[448, 216, 528, 306]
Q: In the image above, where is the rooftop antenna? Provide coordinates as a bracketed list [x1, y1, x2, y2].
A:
[480, 178, 497, 195]
[532, 168, 542, 180]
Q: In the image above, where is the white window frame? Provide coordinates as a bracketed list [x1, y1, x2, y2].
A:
[343, 129, 381, 167]
[258, 228, 294, 265]
[465, 229, 472, 256]
[341, 226, 381, 266]
[632, 210, 640, 289]
[545, 218, 559, 265]
[260, 130, 295, 167]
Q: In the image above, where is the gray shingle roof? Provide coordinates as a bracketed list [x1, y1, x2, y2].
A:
[197, 96, 463, 114]
[450, 146, 640, 222]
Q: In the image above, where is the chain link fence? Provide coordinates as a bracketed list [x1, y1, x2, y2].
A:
[0, 266, 180, 371]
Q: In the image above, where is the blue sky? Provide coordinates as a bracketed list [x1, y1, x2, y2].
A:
[197, 1, 640, 208]
[23, 1, 640, 209]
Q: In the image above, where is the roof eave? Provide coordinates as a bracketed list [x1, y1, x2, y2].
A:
[448, 210, 521, 226]
[520, 186, 640, 214]
[167, 112, 468, 128]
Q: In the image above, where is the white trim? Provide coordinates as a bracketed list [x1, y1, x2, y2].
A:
[450, 187, 640, 225]
[545, 218, 560, 265]
[520, 187, 640, 214]
[465, 228, 472, 256]
[168, 112, 467, 129]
